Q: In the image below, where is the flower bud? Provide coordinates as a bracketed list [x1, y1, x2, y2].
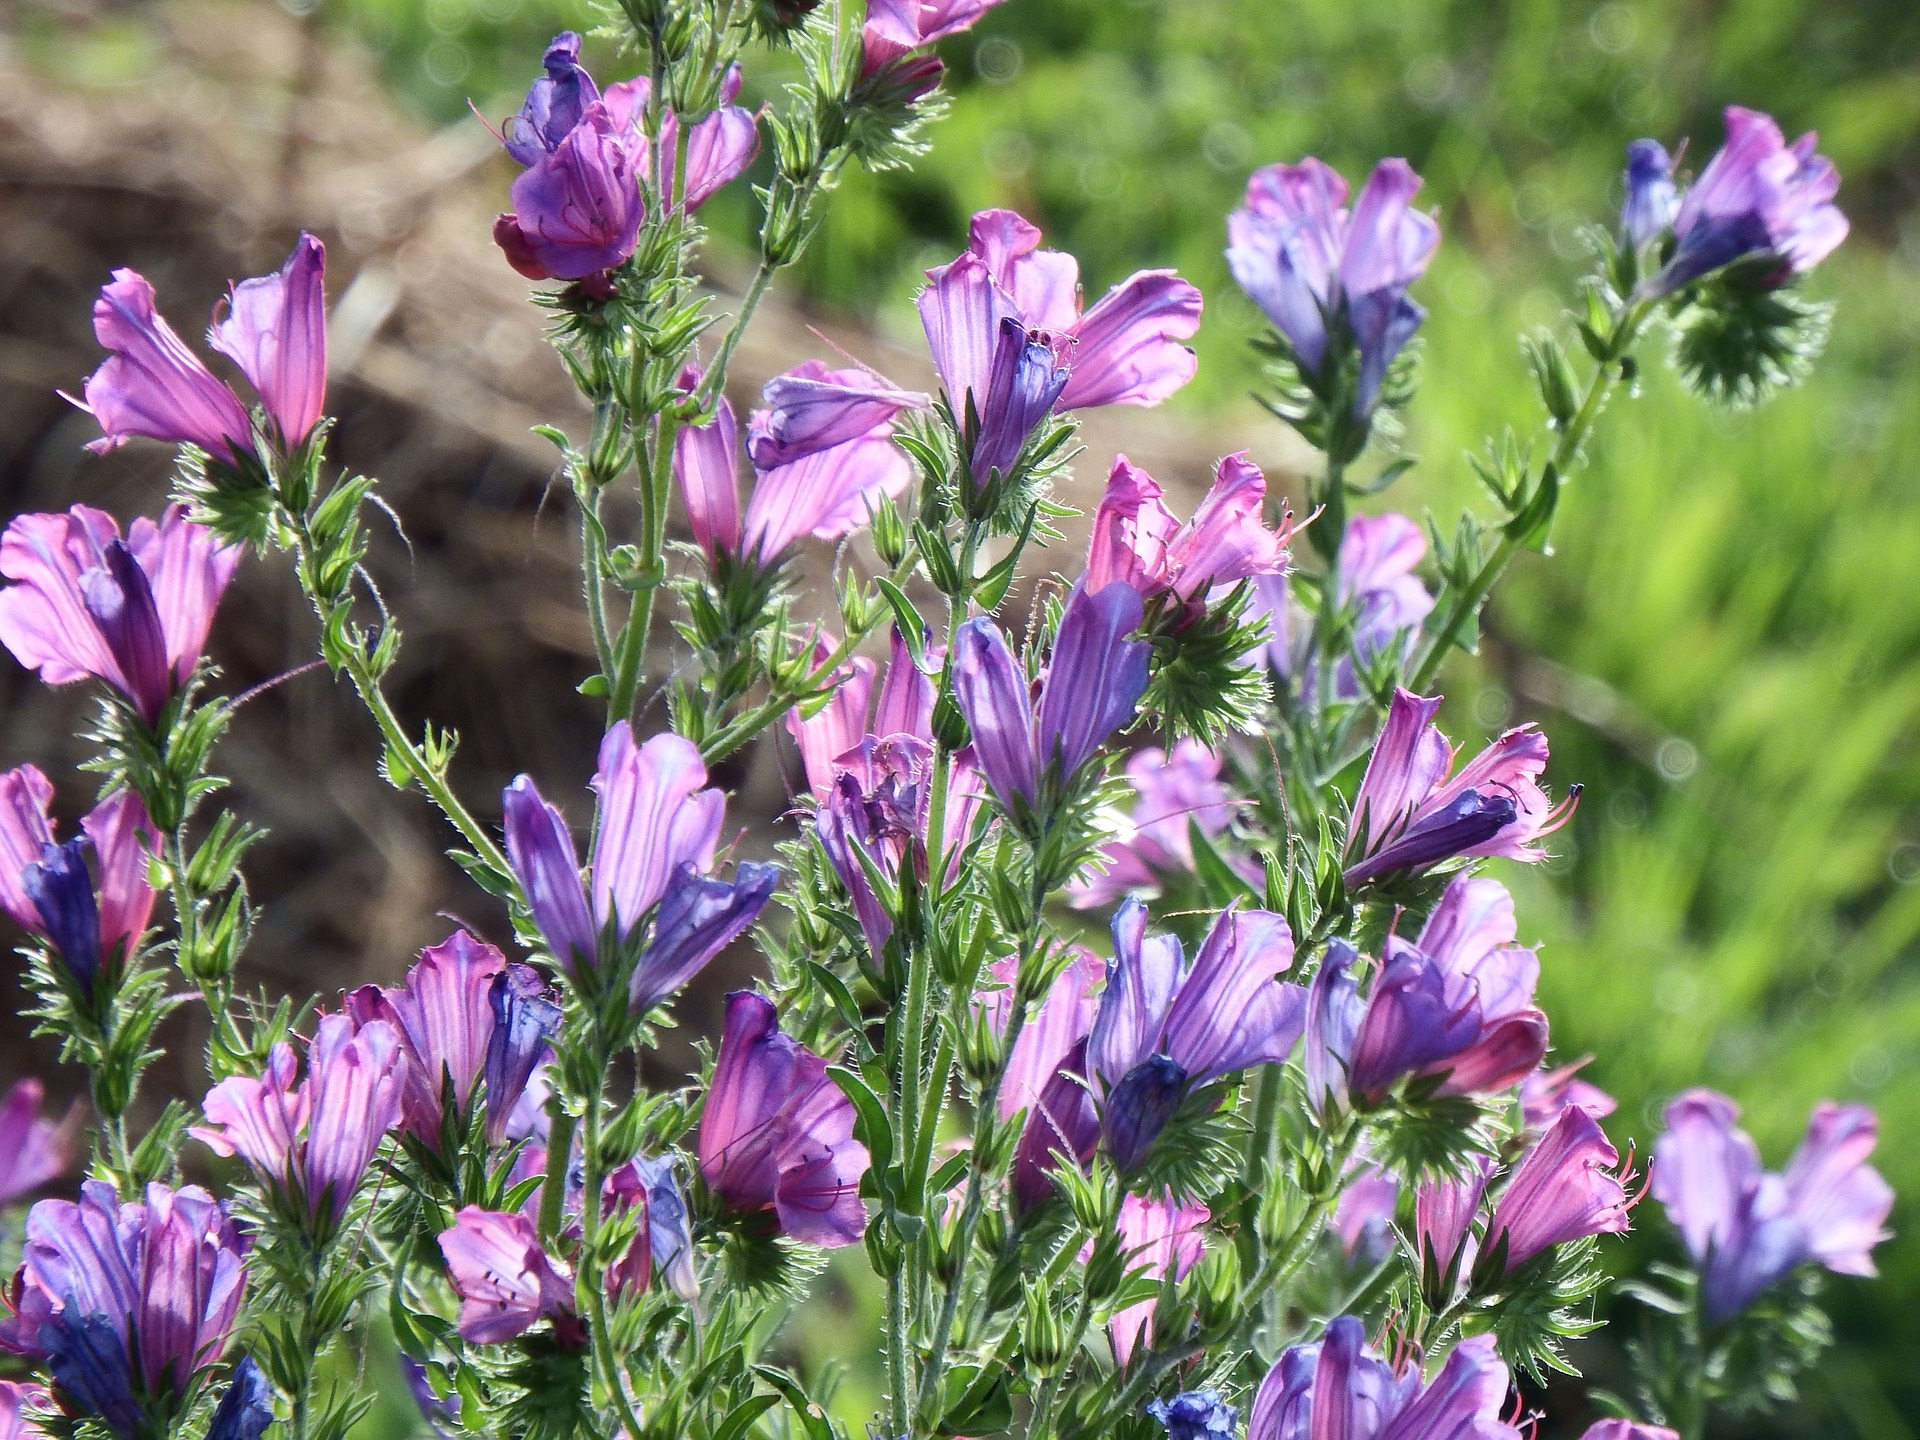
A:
[1020, 1279, 1067, 1372]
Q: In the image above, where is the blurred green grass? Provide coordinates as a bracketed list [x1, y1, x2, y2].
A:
[325, 0, 1920, 1431]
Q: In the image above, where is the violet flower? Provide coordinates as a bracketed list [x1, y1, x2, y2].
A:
[672, 368, 913, 572]
[1339, 876, 1550, 1106]
[1009, 1038, 1100, 1215]
[1068, 740, 1244, 909]
[697, 991, 870, 1247]
[502, 723, 776, 1011]
[1107, 1191, 1208, 1368]
[1248, 1316, 1521, 1440]
[192, 1014, 404, 1230]
[0, 1382, 46, 1440]
[1485, 1104, 1637, 1273]
[1652, 1089, 1893, 1324]
[206, 1356, 272, 1440]
[1250, 511, 1434, 704]
[4, 1181, 246, 1438]
[918, 210, 1202, 490]
[1640, 107, 1847, 300]
[437, 1207, 578, 1345]
[0, 505, 241, 728]
[1227, 157, 1440, 418]
[1343, 689, 1577, 888]
[0, 1079, 73, 1209]
[77, 237, 326, 460]
[1088, 899, 1305, 1170]
[1148, 1391, 1236, 1440]
[605, 1154, 698, 1300]
[752, 360, 928, 471]
[1331, 1162, 1400, 1264]
[0, 769, 158, 998]
[1085, 453, 1294, 617]
[1520, 1057, 1616, 1134]
[785, 627, 938, 799]
[1621, 140, 1680, 249]
[343, 929, 559, 1151]
[951, 582, 1151, 815]
[862, 0, 1006, 69]
[984, 949, 1108, 1215]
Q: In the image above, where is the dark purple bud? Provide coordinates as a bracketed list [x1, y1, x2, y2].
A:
[952, 616, 1039, 808]
[81, 542, 172, 727]
[484, 966, 560, 1143]
[501, 775, 596, 974]
[1621, 140, 1679, 248]
[24, 838, 102, 996]
[504, 32, 602, 165]
[1148, 1390, 1237, 1440]
[630, 861, 778, 1014]
[969, 316, 1069, 489]
[43, 1311, 141, 1440]
[1102, 1054, 1187, 1173]
[206, 1357, 272, 1440]
[1036, 582, 1150, 783]
[1344, 790, 1517, 888]
[1012, 1040, 1100, 1215]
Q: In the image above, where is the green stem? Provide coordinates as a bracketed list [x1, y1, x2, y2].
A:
[697, 259, 779, 408]
[538, 1102, 578, 1243]
[888, 915, 935, 1439]
[578, 1033, 648, 1440]
[581, 492, 615, 681]
[887, 1257, 912, 1440]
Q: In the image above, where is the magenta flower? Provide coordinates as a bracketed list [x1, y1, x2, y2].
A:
[1339, 876, 1549, 1105]
[952, 582, 1151, 815]
[192, 1014, 404, 1230]
[4, 1181, 246, 1438]
[1343, 689, 1577, 888]
[1621, 140, 1680, 249]
[1086, 453, 1294, 616]
[0, 1079, 73, 1210]
[603, 67, 761, 213]
[1485, 1104, 1637, 1273]
[343, 929, 558, 1151]
[1227, 157, 1440, 418]
[1088, 899, 1305, 1170]
[785, 628, 938, 799]
[1106, 1191, 1208, 1368]
[1520, 1057, 1616, 1133]
[1248, 1317, 1521, 1440]
[1641, 108, 1847, 299]
[980, 946, 1105, 1123]
[862, 0, 1005, 67]
[437, 1206, 577, 1345]
[697, 991, 869, 1247]
[1414, 1155, 1491, 1297]
[1652, 1089, 1893, 1324]
[1580, 1425, 1680, 1440]
[77, 237, 326, 460]
[752, 360, 928, 471]
[918, 210, 1202, 489]
[0, 768, 158, 998]
[0, 505, 240, 727]
[672, 367, 913, 572]
[1069, 740, 1245, 909]
[1330, 1162, 1400, 1263]
[502, 723, 775, 1011]
[0, 1381, 46, 1440]
[1010, 1039, 1101, 1215]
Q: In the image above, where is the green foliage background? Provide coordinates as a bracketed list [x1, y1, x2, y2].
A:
[338, 0, 1920, 1431]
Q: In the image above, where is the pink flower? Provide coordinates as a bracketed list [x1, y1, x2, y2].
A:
[0, 1080, 74, 1209]
[1486, 1105, 1637, 1272]
[1106, 1192, 1208, 1368]
[437, 1207, 577, 1345]
[1085, 454, 1295, 612]
[1069, 741, 1248, 909]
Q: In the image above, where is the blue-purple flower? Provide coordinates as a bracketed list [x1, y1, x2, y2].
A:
[206, 1357, 272, 1440]
[0, 506, 240, 728]
[1227, 157, 1440, 418]
[2, 1181, 247, 1438]
[952, 582, 1151, 817]
[1621, 140, 1680, 249]
[1343, 690, 1576, 888]
[1415, 1155, 1492, 1299]
[696, 991, 869, 1247]
[605, 1154, 698, 1300]
[1652, 1089, 1892, 1324]
[344, 929, 558, 1151]
[502, 723, 776, 1011]
[192, 1014, 404, 1231]
[1484, 1103, 1637, 1273]
[1248, 1316, 1521, 1440]
[1148, 1390, 1235, 1440]
[1640, 107, 1847, 299]
[981, 947, 1105, 1212]
[1088, 899, 1304, 1170]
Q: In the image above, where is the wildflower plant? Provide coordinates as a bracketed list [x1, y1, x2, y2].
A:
[0, 7, 1891, 1440]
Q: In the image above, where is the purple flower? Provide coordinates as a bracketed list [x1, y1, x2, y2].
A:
[5, 1181, 246, 1437]
[0, 1080, 73, 1210]
[502, 724, 774, 1011]
[672, 367, 913, 571]
[604, 1154, 697, 1300]
[1343, 689, 1577, 888]
[493, 105, 646, 285]
[206, 1356, 272, 1440]
[784, 627, 938, 799]
[1652, 1089, 1893, 1324]
[952, 582, 1151, 814]
[1149, 1391, 1235, 1440]
[816, 739, 935, 956]
[0, 1381, 47, 1440]
[1338, 877, 1549, 1106]
[1086, 454, 1295, 616]
[751, 360, 928, 471]
[1, 772, 158, 998]
[0, 506, 241, 727]
[1641, 107, 1847, 299]
[603, 68, 761, 214]
[1485, 1104, 1636, 1272]
[1331, 1162, 1400, 1263]
[1248, 1317, 1520, 1440]
[1621, 140, 1679, 249]
[863, 0, 1005, 64]
[1107, 1192, 1208, 1368]
[980, 947, 1106, 1124]
[503, 33, 600, 164]
[1010, 1039, 1101, 1215]
[343, 929, 558, 1151]
[1414, 1156, 1491, 1298]
[918, 211, 1202, 489]
[698, 992, 869, 1247]
[1227, 158, 1440, 418]
[1519, 1057, 1616, 1134]
[209, 233, 328, 447]
[1580, 1425, 1680, 1440]
[192, 1015, 404, 1230]
[1069, 740, 1244, 909]
[437, 1207, 577, 1345]
[1088, 899, 1305, 1170]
